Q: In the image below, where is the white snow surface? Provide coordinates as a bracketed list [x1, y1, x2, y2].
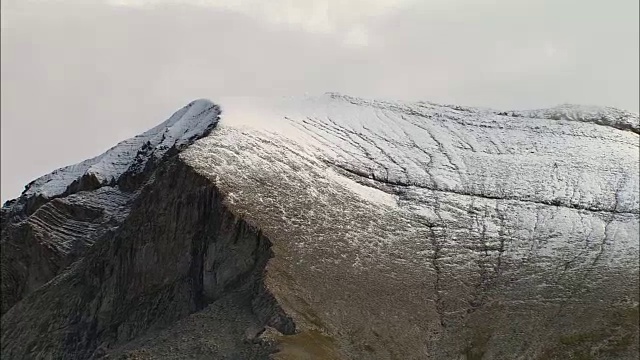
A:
[184, 93, 638, 274]
[501, 103, 639, 133]
[19, 99, 220, 200]
[199, 94, 639, 214]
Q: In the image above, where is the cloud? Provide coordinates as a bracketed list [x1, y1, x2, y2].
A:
[104, 0, 419, 46]
[343, 24, 369, 47]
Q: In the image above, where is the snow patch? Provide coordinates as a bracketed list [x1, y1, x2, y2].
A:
[326, 168, 397, 208]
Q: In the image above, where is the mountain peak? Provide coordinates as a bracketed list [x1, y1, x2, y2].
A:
[4, 99, 220, 215]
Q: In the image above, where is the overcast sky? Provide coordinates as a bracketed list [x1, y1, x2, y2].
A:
[1, 0, 638, 202]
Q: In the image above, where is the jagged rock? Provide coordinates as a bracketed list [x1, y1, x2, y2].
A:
[1, 99, 220, 316]
[1, 94, 638, 359]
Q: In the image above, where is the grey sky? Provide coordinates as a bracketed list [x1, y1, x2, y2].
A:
[1, 0, 638, 202]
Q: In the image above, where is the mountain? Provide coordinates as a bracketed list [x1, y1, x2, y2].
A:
[1, 94, 638, 359]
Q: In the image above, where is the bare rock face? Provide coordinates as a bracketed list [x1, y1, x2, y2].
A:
[1, 94, 638, 360]
[1, 99, 221, 317]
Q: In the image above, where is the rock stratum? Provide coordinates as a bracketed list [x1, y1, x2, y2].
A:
[1, 94, 638, 360]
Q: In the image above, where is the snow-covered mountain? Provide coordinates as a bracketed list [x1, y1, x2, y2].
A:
[1, 94, 638, 359]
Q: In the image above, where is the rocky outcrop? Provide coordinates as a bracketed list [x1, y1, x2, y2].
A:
[1, 94, 638, 359]
[0, 100, 220, 316]
[1, 157, 293, 359]
[0, 187, 132, 315]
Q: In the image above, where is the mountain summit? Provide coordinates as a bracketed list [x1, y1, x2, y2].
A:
[2, 94, 638, 359]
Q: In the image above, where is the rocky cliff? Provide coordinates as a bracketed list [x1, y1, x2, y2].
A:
[1, 94, 638, 359]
